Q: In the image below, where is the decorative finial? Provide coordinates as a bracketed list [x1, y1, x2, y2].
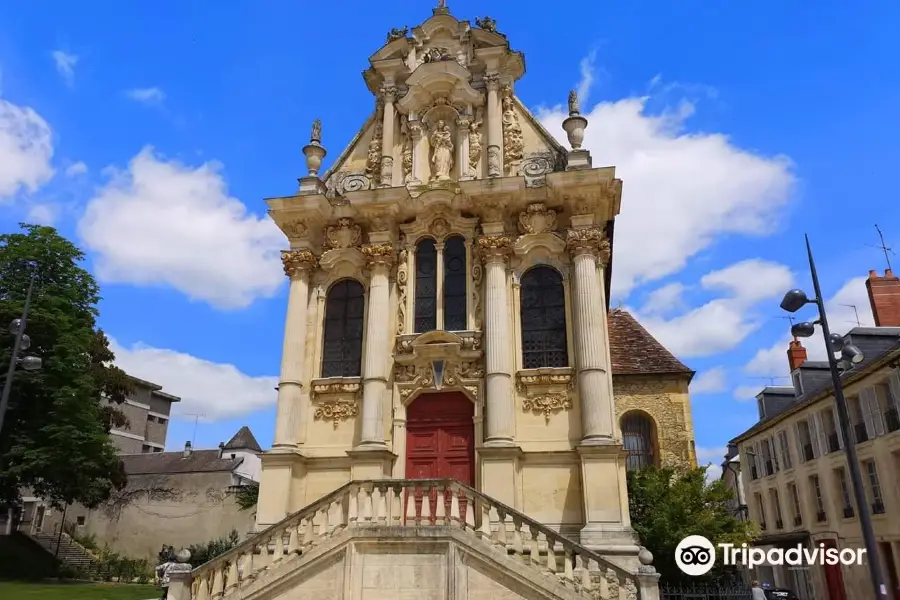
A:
[434, 0, 449, 14]
[568, 90, 580, 116]
[437, 0, 446, 8]
[387, 26, 408, 43]
[475, 16, 497, 33]
[303, 119, 327, 177]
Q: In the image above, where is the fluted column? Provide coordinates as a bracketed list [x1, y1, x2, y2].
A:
[380, 86, 398, 187]
[273, 250, 317, 448]
[484, 73, 502, 177]
[477, 234, 515, 445]
[566, 227, 615, 443]
[358, 243, 396, 448]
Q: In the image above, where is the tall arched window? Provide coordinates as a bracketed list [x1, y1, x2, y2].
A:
[519, 266, 568, 369]
[621, 412, 656, 471]
[414, 239, 438, 332]
[443, 236, 467, 331]
[321, 279, 365, 378]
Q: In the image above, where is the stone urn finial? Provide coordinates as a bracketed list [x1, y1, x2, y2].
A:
[562, 91, 588, 150]
[303, 119, 327, 177]
[175, 548, 192, 564]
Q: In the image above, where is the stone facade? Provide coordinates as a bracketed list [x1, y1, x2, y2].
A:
[108, 375, 181, 454]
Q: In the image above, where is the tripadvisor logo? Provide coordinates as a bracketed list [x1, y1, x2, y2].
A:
[675, 535, 867, 576]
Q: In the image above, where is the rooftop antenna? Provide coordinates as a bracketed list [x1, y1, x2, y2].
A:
[866, 224, 894, 272]
[184, 413, 205, 446]
[776, 315, 797, 339]
[840, 304, 861, 327]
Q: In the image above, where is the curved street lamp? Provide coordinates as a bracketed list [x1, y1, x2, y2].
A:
[780, 235, 888, 599]
[0, 272, 43, 436]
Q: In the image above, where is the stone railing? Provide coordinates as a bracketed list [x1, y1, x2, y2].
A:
[187, 479, 650, 600]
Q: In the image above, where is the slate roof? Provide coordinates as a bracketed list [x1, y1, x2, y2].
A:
[121, 450, 243, 475]
[223, 426, 263, 453]
[607, 309, 694, 378]
[730, 328, 900, 444]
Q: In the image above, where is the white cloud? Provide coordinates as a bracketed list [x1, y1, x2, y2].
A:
[125, 87, 166, 105]
[696, 446, 727, 482]
[640, 282, 686, 315]
[77, 146, 285, 309]
[744, 276, 875, 377]
[26, 203, 59, 225]
[0, 97, 54, 199]
[537, 70, 795, 300]
[691, 367, 727, 394]
[65, 161, 88, 177]
[733, 385, 761, 402]
[52, 51, 78, 87]
[576, 50, 598, 108]
[634, 259, 795, 357]
[110, 338, 278, 421]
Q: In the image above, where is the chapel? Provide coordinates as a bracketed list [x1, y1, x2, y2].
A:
[183, 5, 698, 600]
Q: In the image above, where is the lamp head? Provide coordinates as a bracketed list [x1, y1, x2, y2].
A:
[8, 319, 22, 335]
[19, 355, 42, 371]
[780, 289, 811, 313]
[842, 344, 864, 365]
[827, 333, 844, 353]
[791, 322, 816, 339]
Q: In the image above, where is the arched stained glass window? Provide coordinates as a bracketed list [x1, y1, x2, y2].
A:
[622, 412, 656, 471]
[519, 266, 568, 369]
[321, 279, 365, 378]
[414, 239, 437, 332]
[443, 236, 467, 331]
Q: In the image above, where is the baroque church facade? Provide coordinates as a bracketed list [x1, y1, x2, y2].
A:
[181, 5, 697, 600]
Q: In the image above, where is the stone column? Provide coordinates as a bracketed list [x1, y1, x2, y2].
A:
[477, 234, 515, 445]
[456, 114, 472, 181]
[409, 119, 425, 185]
[358, 243, 396, 448]
[380, 85, 398, 187]
[484, 73, 502, 177]
[273, 250, 317, 449]
[566, 227, 615, 443]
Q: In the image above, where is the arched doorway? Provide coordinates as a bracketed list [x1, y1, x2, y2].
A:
[405, 392, 475, 484]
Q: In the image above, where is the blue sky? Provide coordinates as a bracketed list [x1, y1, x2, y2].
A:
[1, 1, 899, 477]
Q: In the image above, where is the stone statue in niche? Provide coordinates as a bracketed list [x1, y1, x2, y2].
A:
[468, 111, 483, 177]
[429, 120, 454, 181]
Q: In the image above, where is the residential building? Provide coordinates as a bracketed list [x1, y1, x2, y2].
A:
[729, 268, 900, 600]
[176, 6, 700, 600]
[108, 374, 181, 454]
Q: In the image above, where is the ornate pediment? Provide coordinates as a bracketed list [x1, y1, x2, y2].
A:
[393, 330, 483, 403]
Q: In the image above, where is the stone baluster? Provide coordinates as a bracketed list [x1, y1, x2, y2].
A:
[566, 227, 616, 442]
[484, 73, 503, 177]
[273, 250, 317, 448]
[358, 243, 396, 447]
[477, 234, 515, 445]
[380, 85, 398, 187]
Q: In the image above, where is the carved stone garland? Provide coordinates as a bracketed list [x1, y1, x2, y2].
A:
[311, 381, 361, 428]
[401, 120, 413, 183]
[515, 370, 575, 421]
[468, 116, 483, 177]
[365, 100, 384, 185]
[501, 86, 524, 170]
[471, 257, 483, 330]
[396, 245, 409, 335]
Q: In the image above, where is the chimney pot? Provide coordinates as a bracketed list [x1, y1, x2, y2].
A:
[866, 267, 900, 327]
[183, 441, 192, 458]
[218, 442, 225, 458]
[787, 339, 808, 372]
[869, 269, 878, 278]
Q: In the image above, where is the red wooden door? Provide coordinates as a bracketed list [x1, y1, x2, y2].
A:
[821, 540, 847, 600]
[405, 393, 474, 521]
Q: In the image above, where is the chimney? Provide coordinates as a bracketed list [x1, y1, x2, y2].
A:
[183, 441, 192, 458]
[218, 442, 225, 459]
[866, 269, 900, 327]
[787, 339, 807, 371]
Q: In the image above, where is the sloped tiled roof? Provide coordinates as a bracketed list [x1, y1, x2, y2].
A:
[608, 309, 693, 377]
[223, 426, 262, 452]
[121, 450, 242, 475]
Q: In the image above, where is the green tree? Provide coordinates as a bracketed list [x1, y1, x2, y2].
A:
[627, 465, 758, 584]
[0, 223, 130, 509]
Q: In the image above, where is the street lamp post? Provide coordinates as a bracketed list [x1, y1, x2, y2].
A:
[780, 234, 888, 599]
[0, 272, 43, 437]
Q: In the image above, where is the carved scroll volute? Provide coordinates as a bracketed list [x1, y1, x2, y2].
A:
[396, 244, 410, 334]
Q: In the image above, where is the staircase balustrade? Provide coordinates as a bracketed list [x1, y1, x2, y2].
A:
[188, 479, 643, 600]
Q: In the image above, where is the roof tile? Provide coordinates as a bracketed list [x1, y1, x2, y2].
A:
[608, 309, 693, 376]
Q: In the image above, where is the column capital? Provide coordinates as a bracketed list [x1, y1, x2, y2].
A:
[281, 249, 318, 277]
[381, 85, 399, 103]
[361, 242, 396, 271]
[483, 72, 501, 92]
[476, 234, 512, 264]
[565, 227, 611, 267]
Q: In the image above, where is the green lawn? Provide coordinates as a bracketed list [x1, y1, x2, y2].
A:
[0, 581, 159, 599]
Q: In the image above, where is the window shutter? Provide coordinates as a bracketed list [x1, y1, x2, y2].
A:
[754, 442, 764, 475]
[773, 434, 783, 470]
[861, 387, 884, 438]
[793, 423, 806, 463]
[812, 414, 827, 458]
[769, 437, 780, 471]
[832, 406, 845, 449]
[889, 370, 900, 412]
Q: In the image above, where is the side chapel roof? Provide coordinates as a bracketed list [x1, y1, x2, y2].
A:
[608, 309, 694, 378]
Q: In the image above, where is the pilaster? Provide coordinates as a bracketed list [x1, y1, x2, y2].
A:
[408, 119, 425, 186]
[484, 73, 502, 177]
[456, 114, 472, 181]
[380, 85, 398, 187]
[273, 250, 317, 449]
[478, 445, 524, 512]
[576, 443, 640, 553]
[255, 451, 306, 529]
